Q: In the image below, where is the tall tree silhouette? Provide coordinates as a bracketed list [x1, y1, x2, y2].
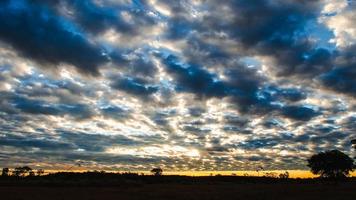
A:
[1, 168, 9, 176]
[307, 150, 354, 179]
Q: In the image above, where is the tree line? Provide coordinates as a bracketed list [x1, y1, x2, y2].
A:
[1, 166, 44, 177]
[2, 139, 355, 179]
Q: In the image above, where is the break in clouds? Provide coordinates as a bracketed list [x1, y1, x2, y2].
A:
[0, 0, 355, 171]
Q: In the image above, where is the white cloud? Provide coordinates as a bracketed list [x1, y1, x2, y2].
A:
[321, 1, 356, 47]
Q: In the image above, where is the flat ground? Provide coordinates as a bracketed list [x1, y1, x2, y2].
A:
[1, 183, 355, 200]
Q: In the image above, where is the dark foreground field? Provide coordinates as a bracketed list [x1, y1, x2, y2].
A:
[1, 173, 355, 200]
[1, 183, 356, 200]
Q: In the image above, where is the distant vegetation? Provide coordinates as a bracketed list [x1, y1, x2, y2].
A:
[1, 146, 354, 184]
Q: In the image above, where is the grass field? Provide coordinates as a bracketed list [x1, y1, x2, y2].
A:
[1, 173, 355, 200]
[1, 182, 356, 200]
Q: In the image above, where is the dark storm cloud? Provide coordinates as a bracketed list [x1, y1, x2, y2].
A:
[183, 125, 210, 135]
[223, 115, 249, 126]
[162, 0, 334, 78]
[184, 38, 231, 63]
[160, 54, 277, 113]
[0, 131, 73, 150]
[11, 95, 95, 119]
[224, 67, 272, 114]
[159, 53, 319, 117]
[261, 86, 307, 102]
[161, 54, 228, 98]
[163, 55, 259, 111]
[320, 66, 356, 96]
[281, 105, 320, 121]
[212, 0, 333, 78]
[0, 0, 109, 75]
[0, 128, 141, 153]
[31, 0, 157, 35]
[100, 106, 130, 121]
[64, 0, 133, 34]
[151, 109, 176, 127]
[319, 45, 356, 96]
[262, 118, 284, 129]
[188, 107, 205, 117]
[58, 131, 140, 152]
[69, 0, 157, 35]
[110, 76, 159, 98]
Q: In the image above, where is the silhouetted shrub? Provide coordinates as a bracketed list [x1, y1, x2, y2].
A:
[150, 168, 163, 176]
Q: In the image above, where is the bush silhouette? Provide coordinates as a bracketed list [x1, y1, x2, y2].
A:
[151, 167, 163, 176]
[307, 149, 354, 179]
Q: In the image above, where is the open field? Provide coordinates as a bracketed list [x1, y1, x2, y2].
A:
[1, 182, 355, 200]
[0, 173, 355, 200]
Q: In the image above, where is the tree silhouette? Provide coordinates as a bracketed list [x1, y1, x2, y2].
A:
[1, 168, 9, 176]
[307, 150, 354, 179]
[151, 167, 163, 176]
[279, 171, 289, 179]
[14, 166, 33, 177]
[37, 169, 45, 176]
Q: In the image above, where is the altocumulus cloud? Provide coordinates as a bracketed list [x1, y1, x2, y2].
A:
[0, 0, 355, 171]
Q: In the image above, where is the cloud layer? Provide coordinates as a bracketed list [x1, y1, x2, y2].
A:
[0, 0, 355, 171]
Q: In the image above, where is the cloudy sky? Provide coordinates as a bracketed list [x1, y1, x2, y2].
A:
[0, 0, 355, 172]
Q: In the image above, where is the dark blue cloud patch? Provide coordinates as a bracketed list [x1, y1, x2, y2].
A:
[224, 67, 270, 113]
[165, 17, 194, 40]
[0, 131, 74, 150]
[58, 131, 139, 152]
[261, 86, 307, 102]
[161, 55, 228, 98]
[67, 0, 133, 34]
[262, 118, 284, 129]
[227, 0, 313, 46]
[319, 45, 356, 96]
[160, 54, 261, 108]
[160, 53, 305, 114]
[188, 107, 205, 117]
[319, 57, 356, 96]
[0, 0, 108, 75]
[11, 96, 95, 119]
[101, 105, 130, 121]
[281, 105, 320, 121]
[223, 115, 249, 127]
[32, 0, 158, 35]
[111, 76, 159, 98]
[271, 47, 334, 77]
[239, 138, 279, 150]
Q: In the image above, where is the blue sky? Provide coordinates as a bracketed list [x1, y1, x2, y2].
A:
[0, 0, 355, 171]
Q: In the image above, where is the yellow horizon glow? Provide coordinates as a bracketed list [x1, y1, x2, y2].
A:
[38, 169, 356, 179]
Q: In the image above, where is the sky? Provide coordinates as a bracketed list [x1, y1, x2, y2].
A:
[0, 0, 355, 173]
